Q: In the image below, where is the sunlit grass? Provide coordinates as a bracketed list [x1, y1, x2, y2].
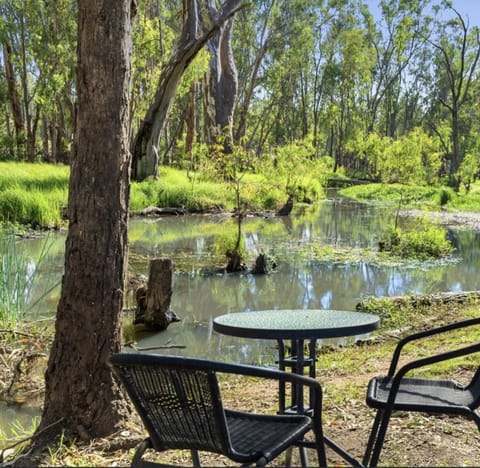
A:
[0, 162, 69, 228]
[340, 181, 480, 213]
[0, 415, 40, 452]
[129, 166, 297, 213]
[0, 162, 69, 192]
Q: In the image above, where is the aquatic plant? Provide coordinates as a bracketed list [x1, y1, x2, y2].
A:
[0, 231, 57, 328]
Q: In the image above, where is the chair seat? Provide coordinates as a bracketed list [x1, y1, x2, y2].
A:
[367, 376, 475, 414]
[226, 410, 312, 461]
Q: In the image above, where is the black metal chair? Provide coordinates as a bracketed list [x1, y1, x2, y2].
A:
[363, 317, 480, 467]
[108, 353, 327, 467]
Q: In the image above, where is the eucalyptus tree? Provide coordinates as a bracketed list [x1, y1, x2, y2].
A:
[131, 0, 245, 181]
[267, 1, 317, 145]
[1, 0, 39, 160]
[0, 0, 76, 162]
[320, 1, 373, 172]
[310, 0, 340, 155]
[427, 3, 480, 190]
[35, 0, 135, 446]
[239, 0, 319, 152]
[203, 14, 238, 153]
[232, 0, 275, 145]
[361, 0, 432, 137]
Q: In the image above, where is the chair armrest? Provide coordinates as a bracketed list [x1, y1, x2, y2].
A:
[387, 317, 480, 376]
[198, 358, 323, 397]
[384, 341, 480, 409]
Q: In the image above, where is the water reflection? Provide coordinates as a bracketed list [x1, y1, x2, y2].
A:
[126, 200, 480, 364]
[11, 198, 480, 365]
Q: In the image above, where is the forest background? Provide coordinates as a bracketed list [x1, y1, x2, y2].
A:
[1, 0, 480, 194]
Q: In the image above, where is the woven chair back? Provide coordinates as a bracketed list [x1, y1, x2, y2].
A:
[116, 362, 231, 454]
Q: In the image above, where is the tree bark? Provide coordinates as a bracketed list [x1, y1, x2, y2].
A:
[131, 0, 244, 181]
[134, 259, 180, 330]
[204, 17, 238, 152]
[185, 82, 197, 158]
[3, 40, 24, 157]
[37, 0, 135, 441]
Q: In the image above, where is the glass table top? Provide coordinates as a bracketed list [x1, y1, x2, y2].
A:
[213, 309, 380, 340]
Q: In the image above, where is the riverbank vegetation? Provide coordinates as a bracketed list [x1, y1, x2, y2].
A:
[0, 158, 328, 229]
[339, 182, 480, 213]
[2, 161, 480, 228]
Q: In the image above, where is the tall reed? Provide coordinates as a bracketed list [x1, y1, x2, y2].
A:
[0, 231, 55, 328]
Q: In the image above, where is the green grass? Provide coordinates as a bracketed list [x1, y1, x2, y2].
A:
[339, 183, 449, 208]
[448, 183, 480, 212]
[339, 181, 480, 213]
[0, 162, 69, 228]
[0, 162, 70, 192]
[6, 161, 480, 230]
[0, 163, 323, 228]
[130, 166, 301, 213]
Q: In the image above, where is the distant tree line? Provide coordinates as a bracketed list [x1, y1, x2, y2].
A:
[1, 0, 479, 190]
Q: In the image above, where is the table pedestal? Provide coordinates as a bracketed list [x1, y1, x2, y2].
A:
[277, 338, 363, 467]
[277, 339, 317, 415]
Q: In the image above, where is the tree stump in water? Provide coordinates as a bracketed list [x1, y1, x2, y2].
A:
[226, 250, 247, 273]
[276, 195, 294, 216]
[251, 253, 269, 274]
[134, 258, 180, 330]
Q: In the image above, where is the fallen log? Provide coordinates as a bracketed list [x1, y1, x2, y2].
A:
[132, 206, 186, 217]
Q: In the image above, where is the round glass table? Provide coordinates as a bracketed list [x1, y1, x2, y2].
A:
[213, 309, 380, 341]
[213, 309, 379, 409]
[213, 309, 380, 466]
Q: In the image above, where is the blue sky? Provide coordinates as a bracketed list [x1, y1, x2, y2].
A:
[440, 0, 480, 25]
[366, 0, 480, 27]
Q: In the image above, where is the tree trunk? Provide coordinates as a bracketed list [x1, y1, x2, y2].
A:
[134, 259, 180, 330]
[3, 40, 24, 157]
[205, 17, 238, 152]
[131, 0, 244, 181]
[185, 82, 196, 159]
[36, 0, 135, 442]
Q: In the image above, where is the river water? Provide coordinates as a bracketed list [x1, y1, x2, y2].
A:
[127, 198, 479, 363]
[3, 196, 480, 435]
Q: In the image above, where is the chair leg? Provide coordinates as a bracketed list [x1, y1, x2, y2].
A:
[254, 456, 267, 467]
[314, 425, 328, 467]
[472, 411, 480, 431]
[191, 449, 201, 467]
[132, 438, 153, 468]
[298, 446, 308, 467]
[366, 408, 394, 467]
[362, 411, 383, 467]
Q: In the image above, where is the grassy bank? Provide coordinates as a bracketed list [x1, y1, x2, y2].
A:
[3, 161, 480, 230]
[0, 162, 325, 229]
[339, 182, 480, 212]
[0, 162, 69, 228]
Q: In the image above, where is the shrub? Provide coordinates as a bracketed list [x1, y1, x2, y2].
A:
[390, 219, 453, 260]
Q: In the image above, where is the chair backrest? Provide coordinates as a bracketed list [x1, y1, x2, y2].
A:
[109, 353, 232, 455]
